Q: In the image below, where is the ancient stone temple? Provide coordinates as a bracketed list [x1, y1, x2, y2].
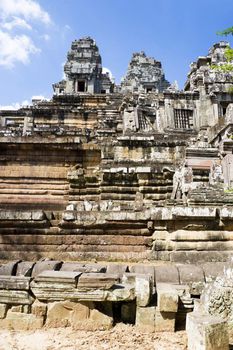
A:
[0, 37, 233, 264]
[0, 37, 233, 340]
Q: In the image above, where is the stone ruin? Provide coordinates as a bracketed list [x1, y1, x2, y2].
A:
[0, 37, 233, 346]
[121, 51, 170, 93]
[0, 259, 228, 333]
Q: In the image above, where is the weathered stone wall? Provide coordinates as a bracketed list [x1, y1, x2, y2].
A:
[0, 39, 232, 263]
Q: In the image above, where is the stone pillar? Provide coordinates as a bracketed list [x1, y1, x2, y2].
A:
[186, 312, 229, 350]
[222, 154, 233, 189]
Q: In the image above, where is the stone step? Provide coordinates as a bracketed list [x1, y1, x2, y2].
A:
[0, 243, 149, 253]
[69, 188, 100, 195]
[139, 186, 173, 193]
[101, 193, 136, 200]
[59, 228, 151, 236]
[0, 250, 153, 262]
[0, 184, 69, 190]
[0, 189, 66, 195]
[100, 186, 138, 193]
[0, 234, 152, 246]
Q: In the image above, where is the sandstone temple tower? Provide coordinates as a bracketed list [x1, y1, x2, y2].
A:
[0, 37, 232, 264]
[121, 51, 170, 93]
[53, 37, 113, 94]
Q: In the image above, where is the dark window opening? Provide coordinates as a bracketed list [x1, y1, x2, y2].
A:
[83, 112, 89, 121]
[78, 81, 85, 92]
[219, 102, 229, 117]
[174, 109, 193, 129]
[146, 88, 152, 93]
[58, 111, 64, 121]
[101, 90, 106, 94]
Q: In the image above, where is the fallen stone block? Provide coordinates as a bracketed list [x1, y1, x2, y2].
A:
[0, 311, 44, 330]
[46, 300, 85, 327]
[31, 300, 47, 317]
[0, 289, 34, 305]
[135, 274, 153, 307]
[135, 306, 155, 332]
[31, 285, 107, 302]
[156, 283, 178, 312]
[31, 260, 62, 277]
[34, 270, 82, 287]
[46, 300, 113, 330]
[78, 273, 119, 289]
[186, 312, 229, 350]
[72, 302, 113, 331]
[87, 307, 113, 330]
[0, 276, 31, 290]
[155, 309, 176, 332]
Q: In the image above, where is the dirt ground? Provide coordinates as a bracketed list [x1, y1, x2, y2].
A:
[0, 324, 187, 350]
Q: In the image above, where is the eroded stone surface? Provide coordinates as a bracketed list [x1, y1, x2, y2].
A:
[46, 300, 113, 330]
[186, 312, 229, 350]
[157, 283, 178, 313]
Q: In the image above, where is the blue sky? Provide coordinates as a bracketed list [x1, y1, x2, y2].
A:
[0, 0, 233, 108]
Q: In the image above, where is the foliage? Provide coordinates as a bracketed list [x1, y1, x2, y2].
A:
[211, 63, 233, 72]
[224, 188, 233, 193]
[228, 86, 233, 94]
[217, 26, 233, 36]
[225, 47, 233, 61]
[211, 28, 233, 73]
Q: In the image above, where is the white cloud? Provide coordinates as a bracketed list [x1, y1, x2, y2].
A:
[40, 34, 50, 42]
[103, 67, 114, 82]
[64, 24, 71, 31]
[0, 30, 40, 68]
[0, 0, 52, 68]
[1, 16, 32, 31]
[0, 100, 30, 110]
[31, 95, 49, 101]
[0, 0, 51, 25]
[0, 95, 50, 110]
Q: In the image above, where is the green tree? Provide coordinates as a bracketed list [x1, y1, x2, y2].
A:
[217, 26, 233, 36]
[211, 27, 233, 78]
